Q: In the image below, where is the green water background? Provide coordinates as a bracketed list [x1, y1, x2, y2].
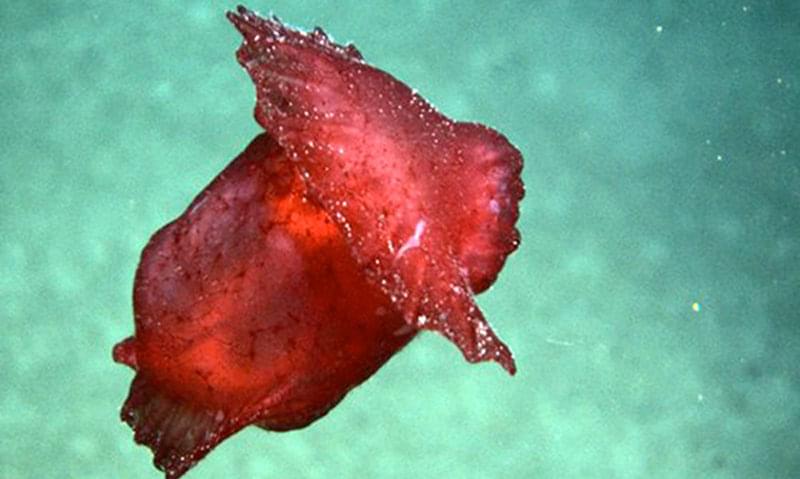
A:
[2, 1, 798, 477]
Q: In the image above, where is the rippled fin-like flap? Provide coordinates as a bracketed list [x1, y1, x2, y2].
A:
[120, 374, 243, 479]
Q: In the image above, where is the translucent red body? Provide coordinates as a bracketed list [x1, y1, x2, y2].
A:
[114, 6, 523, 478]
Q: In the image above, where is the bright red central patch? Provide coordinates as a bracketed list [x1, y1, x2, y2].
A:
[114, 6, 524, 478]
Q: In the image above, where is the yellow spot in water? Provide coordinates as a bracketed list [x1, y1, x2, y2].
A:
[692, 302, 701, 313]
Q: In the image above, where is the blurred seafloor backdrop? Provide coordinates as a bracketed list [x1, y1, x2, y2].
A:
[1, 1, 798, 478]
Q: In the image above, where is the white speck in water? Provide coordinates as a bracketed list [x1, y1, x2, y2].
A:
[545, 337, 575, 347]
[655, 25, 663, 33]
